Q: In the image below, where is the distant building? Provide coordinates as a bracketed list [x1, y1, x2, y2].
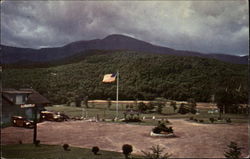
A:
[1, 88, 50, 124]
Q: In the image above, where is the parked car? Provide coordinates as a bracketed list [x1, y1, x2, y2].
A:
[11, 116, 34, 128]
[40, 111, 69, 122]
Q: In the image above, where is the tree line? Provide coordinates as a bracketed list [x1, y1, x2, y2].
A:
[3, 50, 248, 108]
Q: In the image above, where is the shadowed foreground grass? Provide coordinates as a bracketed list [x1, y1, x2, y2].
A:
[1, 144, 142, 159]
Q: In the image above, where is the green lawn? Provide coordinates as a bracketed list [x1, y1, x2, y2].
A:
[1, 144, 142, 159]
[46, 103, 248, 126]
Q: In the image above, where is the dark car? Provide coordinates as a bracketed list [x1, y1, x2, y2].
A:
[11, 116, 34, 128]
[40, 111, 69, 122]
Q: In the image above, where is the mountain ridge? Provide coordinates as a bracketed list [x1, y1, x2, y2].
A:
[1, 34, 248, 65]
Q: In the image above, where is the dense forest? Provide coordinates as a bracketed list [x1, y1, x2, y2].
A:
[2, 50, 248, 104]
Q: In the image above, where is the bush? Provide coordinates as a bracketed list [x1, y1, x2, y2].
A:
[199, 120, 204, 123]
[152, 127, 162, 134]
[122, 144, 133, 159]
[35, 140, 40, 147]
[123, 117, 141, 123]
[189, 117, 194, 120]
[190, 108, 197, 114]
[63, 144, 70, 151]
[194, 118, 198, 122]
[92, 146, 99, 155]
[209, 118, 215, 123]
[226, 118, 232, 123]
[166, 127, 173, 133]
[165, 119, 170, 123]
[152, 122, 174, 134]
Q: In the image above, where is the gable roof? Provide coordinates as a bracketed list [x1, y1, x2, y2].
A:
[2, 88, 51, 106]
[2, 94, 14, 105]
[20, 89, 51, 105]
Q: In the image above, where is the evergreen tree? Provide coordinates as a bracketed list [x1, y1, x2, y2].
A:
[224, 142, 243, 159]
[141, 145, 171, 159]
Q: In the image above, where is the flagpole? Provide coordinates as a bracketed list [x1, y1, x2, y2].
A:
[116, 71, 119, 118]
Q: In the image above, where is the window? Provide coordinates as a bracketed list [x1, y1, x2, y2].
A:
[16, 95, 24, 104]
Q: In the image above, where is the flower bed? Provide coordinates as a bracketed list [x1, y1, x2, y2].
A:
[150, 131, 175, 137]
[150, 122, 175, 137]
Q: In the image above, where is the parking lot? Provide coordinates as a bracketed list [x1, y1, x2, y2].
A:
[1, 119, 249, 158]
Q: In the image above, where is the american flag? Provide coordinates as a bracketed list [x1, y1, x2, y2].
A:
[102, 73, 117, 83]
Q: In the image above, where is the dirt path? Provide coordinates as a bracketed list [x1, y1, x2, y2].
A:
[1, 119, 248, 158]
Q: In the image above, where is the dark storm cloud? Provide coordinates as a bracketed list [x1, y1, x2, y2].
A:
[1, 1, 248, 55]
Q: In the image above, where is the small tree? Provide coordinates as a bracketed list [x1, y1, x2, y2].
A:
[122, 144, 133, 159]
[157, 104, 163, 114]
[224, 142, 243, 159]
[142, 145, 171, 159]
[75, 95, 81, 107]
[215, 88, 241, 117]
[107, 98, 111, 110]
[92, 146, 100, 155]
[178, 103, 189, 114]
[170, 101, 177, 112]
[84, 96, 89, 108]
[155, 98, 166, 114]
[126, 104, 129, 110]
[138, 102, 147, 113]
[188, 98, 197, 114]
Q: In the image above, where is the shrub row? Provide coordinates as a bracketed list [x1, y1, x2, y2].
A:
[189, 117, 232, 123]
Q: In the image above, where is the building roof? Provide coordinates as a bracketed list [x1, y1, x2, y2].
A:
[2, 88, 51, 105]
[23, 89, 51, 105]
[2, 89, 32, 94]
[2, 95, 14, 105]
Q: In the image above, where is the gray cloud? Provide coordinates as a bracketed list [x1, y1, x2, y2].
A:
[1, 1, 249, 55]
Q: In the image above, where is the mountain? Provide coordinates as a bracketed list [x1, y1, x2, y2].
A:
[3, 50, 248, 103]
[1, 34, 248, 65]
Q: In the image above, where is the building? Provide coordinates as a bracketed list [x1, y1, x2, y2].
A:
[1, 88, 50, 124]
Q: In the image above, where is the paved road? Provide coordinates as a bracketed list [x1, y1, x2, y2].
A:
[1, 119, 249, 158]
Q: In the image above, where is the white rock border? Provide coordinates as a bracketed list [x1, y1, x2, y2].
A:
[150, 131, 175, 137]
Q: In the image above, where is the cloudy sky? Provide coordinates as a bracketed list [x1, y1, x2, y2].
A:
[1, 0, 249, 55]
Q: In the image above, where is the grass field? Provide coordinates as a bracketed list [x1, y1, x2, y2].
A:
[1, 144, 142, 159]
[46, 102, 248, 125]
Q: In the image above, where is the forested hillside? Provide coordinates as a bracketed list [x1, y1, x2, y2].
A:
[2, 50, 248, 104]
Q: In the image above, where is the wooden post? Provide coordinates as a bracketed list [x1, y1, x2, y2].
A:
[33, 105, 38, 144]
[116, 71, 119, 118]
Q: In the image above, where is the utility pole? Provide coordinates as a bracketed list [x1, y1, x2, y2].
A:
[33, 105, 38, 144]
[116, 71, 119, 118]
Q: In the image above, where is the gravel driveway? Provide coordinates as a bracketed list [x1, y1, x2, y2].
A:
[1, 119, 248, 158]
